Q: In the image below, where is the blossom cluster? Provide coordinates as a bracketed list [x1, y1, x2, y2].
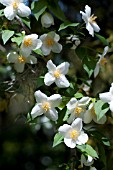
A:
[0, 1, 111, 169]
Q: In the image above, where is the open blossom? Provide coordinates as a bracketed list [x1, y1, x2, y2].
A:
[66, 34, 81, 50]
[81, 154, 94, 167]
[41, 12, 54, 28]
[66, 97, 90, 124]
[7, 51, 37, 73]
[99, 83, 113, 112]
[20, 34, 42, 56]
[94, 46, 109, 78]
[31, 90, 62, 121]
[83, 102, 107, 124]
[44, 60, 70, 88]
[40, 31, 62, 56]
[0, 0, 31, 20]
[80, 5, 100, 37]
[58, 118, 88, 148]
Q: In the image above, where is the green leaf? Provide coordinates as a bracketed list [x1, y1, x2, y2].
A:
[11, 36, 24, 46]
[83, 55, 97, 77]
[95, 33, 109, 46]
[31, 0, 47, 21]
[33, 49, 43, 56]
[94, 100, 109, 121]
[0, 9, 4, 16]
[21, 18, 31, 29]
[58, 22, 79, 31]
[52, 133, 64, 147]
[74, 92, 83, 98]
[2, 30, 15, 44]
[77, 144, 98, 158]
[48, 0, 66, 22]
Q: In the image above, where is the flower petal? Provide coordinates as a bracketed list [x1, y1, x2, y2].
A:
[48, 94, 62, 107]
[14, 63, 25, 73]
[55, 74, 70, 88]
[17, 3, 31, 17]
[66, 98, 77, 110]
[85, 5, 91, 18]
[46, 108, 58, 121]
[7, 52, 18, 63]
[26, 55, 37, 64]
[93, 114, 107, 124]
[76, 131, 88, 145]
[92, 22, 100, 33]
[57, 62, 70, 75]
[83, 110, 93, 124]
[44, 72, 55, 86]
[86, 22, 94, 37]
[41, 44, 51, 55]
[32, 39, 42, 50]
[0, 0, 11, 6]
[58, 124, 71, 136]
[4, 6, 15, 20]
[31, 104, 43, 119]
[64, 138, 76, 148]
[99, 92, 113, 103]
[52, 42, 62, 53]
[94, 62, 100, 78]
[109, 100, 113, 112]
[34, 90, 47, 103]
[80, 11, 88, 23]
[46, 60, 56, 71]
[71, 118, 82, 131]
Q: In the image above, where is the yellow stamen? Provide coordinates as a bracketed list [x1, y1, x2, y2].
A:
[54, 70, 61, 78]
[100, 58, 107, 66]
[75, 107, 83, 116]
[70, 130, 78, 139]
[23, 38, 32, 47]
[89, 14, 97, 23]
[18, 56, 26, 63]
[12, 2, 18, 9]
[42, 102, 50, 112]
[46, 38, 54, 47]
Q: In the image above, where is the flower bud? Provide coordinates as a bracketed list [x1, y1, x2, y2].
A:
[41, 12, 54, 28]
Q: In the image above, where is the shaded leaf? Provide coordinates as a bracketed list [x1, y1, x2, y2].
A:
[58, 22, 79, 31]
[2, 30, 15, 44]
[52, 133, 63, 147]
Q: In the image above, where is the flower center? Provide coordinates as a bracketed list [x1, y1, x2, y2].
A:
[70, 130, 78, 139]
[12, 2, 19, 9]
[23, 38, 32, 47]
[46, 38, 54, 47]
[75, 107, 83, 116]
[42, 102, 50, 112]
[89, 14, 97, 23]
[100, 58, 107, 66]
[18, 56, 26, 63]
[54, 70, 61, 78]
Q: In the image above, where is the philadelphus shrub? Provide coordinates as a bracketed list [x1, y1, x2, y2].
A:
[1, 0, 112, 169]
[0, 0, 31, 20]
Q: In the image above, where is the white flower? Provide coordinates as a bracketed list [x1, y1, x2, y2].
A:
[66, 97, 90, 124]
[80, 5, 100, 37]
[58, 118, 88, 148]
[44, 60, 70, 88]
[94, 46, 109, 78]
[31, 90, 62, 121]
[99, 83, 113, 112]
[66, 34, 81, 49]
[20, 34, 42, 56]
[0, 0, 31, 20]
[41, 12, 54, 28]
[81, 154, 94, 167]
[7, 51, 37, 73]
[40, 31, 62, 56]
[84, 102, 107, 124]
[82, 80, 92, 94]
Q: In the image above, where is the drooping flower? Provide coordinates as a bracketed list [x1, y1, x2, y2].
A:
[7, 51, 37, 73]
[0, 0, 31, 20]
[20, 34, 42, 56]
[66, 97, 90, 124]
[58, 118, 88, 148]
[44, 60, 70, 88]
[81, 154, 94, 167]
[41, 12, 54, 28]
[83, 102, 107, 124]
[80, 5, 100, 37]
[94, 46, 109, 78]
[66, 34, 81, 49]
[99, 83, 113, 112]
[82, 80, 92, 95]
[30, 90, 62, 121]
[39, 31, 62, 56]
